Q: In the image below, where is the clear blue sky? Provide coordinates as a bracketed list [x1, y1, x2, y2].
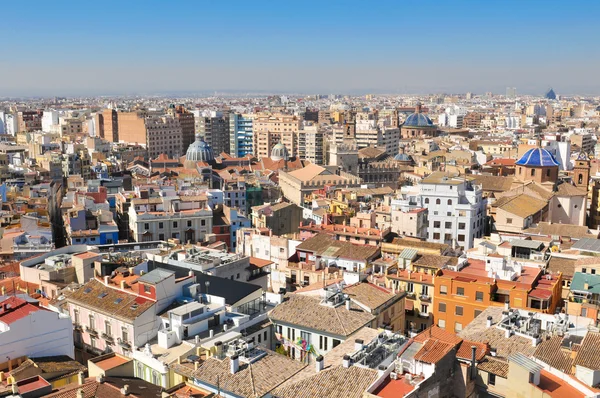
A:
[2, 0, 599, 96]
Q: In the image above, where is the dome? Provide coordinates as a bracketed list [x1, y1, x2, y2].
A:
[403, 112, 434, 127]
[516, 148, 559, 167]
[186, 133, 214, 162]
[394, 153, 411, 161]
[271, 143, 289, 161]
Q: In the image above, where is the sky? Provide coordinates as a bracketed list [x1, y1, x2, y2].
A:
[1, 0, 599, 97]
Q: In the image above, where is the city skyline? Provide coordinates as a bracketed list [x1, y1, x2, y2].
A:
[2, 0, 600, 96]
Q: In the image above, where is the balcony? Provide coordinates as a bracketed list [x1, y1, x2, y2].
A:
[73, 323, 83, 331]
[418, 312, 430, 318]
[405, 291, 416, 299]
[102, 333, 115, 344]
[117, 338, 131, 350]
[85, 327, 98, 337]
[419, 294, 431, 302]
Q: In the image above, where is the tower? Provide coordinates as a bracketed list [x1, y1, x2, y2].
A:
[573, 152, 591, 191]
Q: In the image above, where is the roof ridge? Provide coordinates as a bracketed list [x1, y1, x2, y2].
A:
[334, 305, 348, 336]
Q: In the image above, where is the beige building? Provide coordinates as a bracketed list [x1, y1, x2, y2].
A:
[253, 114, 301, 158]
[145, 116, 183, 159]
[391, 207, 427, 239]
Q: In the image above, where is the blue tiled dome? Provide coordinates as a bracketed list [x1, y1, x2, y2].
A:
[403, 112, 434, 127]
[394, 153, 411, 161]
[515, 148, 559, 167]
[186, 133, 214, 162]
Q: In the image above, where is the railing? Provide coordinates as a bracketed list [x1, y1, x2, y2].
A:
[85, 326, 98, 336]
[419, 294, 431, 302]
[102, 333, 114, 343]
[117, 338, 131, 349]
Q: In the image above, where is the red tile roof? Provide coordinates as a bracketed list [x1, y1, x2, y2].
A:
[0, 297, 46, 325]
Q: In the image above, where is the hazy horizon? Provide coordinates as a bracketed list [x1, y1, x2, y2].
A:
[2, 0, 599, 97]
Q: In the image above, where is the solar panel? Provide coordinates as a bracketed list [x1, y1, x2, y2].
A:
[83, 287, 92, 294]
[572, 238, 600, 253]
[98, 292, 108, 299]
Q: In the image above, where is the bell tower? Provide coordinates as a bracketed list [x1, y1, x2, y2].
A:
[573, 152, 591, 191]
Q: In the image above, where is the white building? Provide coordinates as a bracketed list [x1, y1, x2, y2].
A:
[42, 110, 59, 133]
[419, 172, 485, 249]
[0, 295, 74, 359]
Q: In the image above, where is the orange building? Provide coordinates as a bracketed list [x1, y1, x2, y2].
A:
[433, 258, 562, 333]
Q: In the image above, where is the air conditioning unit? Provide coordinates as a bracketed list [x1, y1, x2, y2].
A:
[390, 372, 398, 380]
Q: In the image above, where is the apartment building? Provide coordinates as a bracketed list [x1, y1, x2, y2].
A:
[197, 111, 230, 156]
[145, 116, 183, 159]
[298, 122, 324, 164]
[167, 105, 195, 149]
[128, 193, 213, 243]
[253, 113, 301, 158]
[420, 172, 485, 249]
[229, 113, 253, 157]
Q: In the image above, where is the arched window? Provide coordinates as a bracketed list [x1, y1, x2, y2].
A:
[579, 174, 583, 184]
[137, 363, 144, 378]
[152, 371, 160, 386]
[436, 199, 441, 205]
[447, 199, 452, 205]
[425, 198, 429, 204]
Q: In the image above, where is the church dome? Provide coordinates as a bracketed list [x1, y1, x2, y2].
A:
[403, 112, 434, 127]
[271, 143, 289, 161]
[516, 148, 559, 167]
[394, 153, 411, 161]
[186, 133, 214, 162]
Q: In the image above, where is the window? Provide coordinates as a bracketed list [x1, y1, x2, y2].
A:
[447, 199, 452, 205]
[454, 322, 463, 332]
[158, 222, 163, 229]
[89, 314, 95, 330]
[201, 219, 206, 226]
[436, 199, 441, 205]
[438, 302, 446, 312]
[458, 234, 465, 242]
[475, 309, 483, 318]
[425, 198, 429, 204]
[506, 218, 513, 224]
[173, 221, 178, 228]
[406, 282, 414, 293]
[300, 331, 312, 343]
[438, 319, 446, 328]
[456, 287, 465, 296]
[459, 223, 465, 230]
[529, 372, 535, 384]
[236, 273, 240, 279]
[531, 169, 535, 176]
[320, 335, 329, 351]
[144, 223, 149, 230]
[476, 291, 484, 301]
[73, 309, 79, 325]
[187, 220, 192, 227]
[445, 222, 452, 229]
[489, 373, 496, 386]
[444, 234, 452, 241]
[105, 320, 111, 336]
[421, 304, 428, 314]
[440, 285, 447, 295]
[455, 306, 463, 316]
[433, 233, 440, 240]
[258, 333, 262, 343]
[152, 371, 160, 386]
[333, 339, 341, 348]
[122, 327, 129, 342]
[144, 285, 151, 293]
[90, 337, 96, 349]
[264, 331, 268, 341]
[583, 268, 587, 274]
[434, 221, 441, 228]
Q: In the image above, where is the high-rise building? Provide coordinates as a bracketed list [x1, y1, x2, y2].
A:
[506, 87, 517, 98]
[253, 113, 301, 159]
[168, 105, 195, 149]
[298, 122, 324, 164]
[102, 109, 119, 142]
[198, 111, 230, 156]
[229, 113, 253, 157]
[144, 115, 183, 159]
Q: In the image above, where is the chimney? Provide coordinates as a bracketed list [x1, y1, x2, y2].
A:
[195, 335, 200, 344]
[486, 316, 493, 328]
[121, 384, 130, 396]
[96, 375, 104, 383]
[215, 341, 223, 359]
[78, 371, 85, 385]
[470, 346, 477, 380]
[230, 354, 239, 374]
[209, 329, 214, 338]
[315, 355, 324, 372]
[504, 300, 510, 311]
[354, 339, 364, 351]
[342, 355, 351, 368]
[345, 298, 351, 311]
[490, 348, 497, 357]
[11, 383, 17, 395]
[104, 275, 110, 285]
[188, 269, 194, 277]
[120, 280, 126, 290]
[77, 388, 85, 398]
[532, 334, 540, 347]
[505, 328, 512, 338]
[584, 282, 589, 290]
